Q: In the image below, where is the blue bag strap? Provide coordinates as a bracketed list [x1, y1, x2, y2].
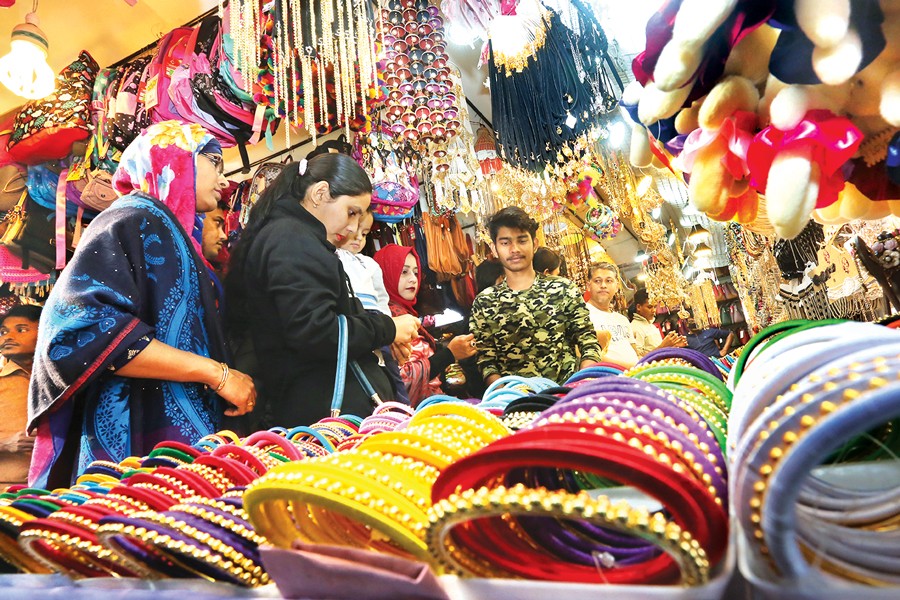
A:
[333, 314, 384, 417]
[332, 315, 349, 417]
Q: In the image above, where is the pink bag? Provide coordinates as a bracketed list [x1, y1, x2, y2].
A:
[259, 542, 449, 600]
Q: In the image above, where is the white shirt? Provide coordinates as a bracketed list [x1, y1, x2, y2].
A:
[631, 313, 662, 357]
[586, 303, 638, 368]
[336, 249, 391, 316]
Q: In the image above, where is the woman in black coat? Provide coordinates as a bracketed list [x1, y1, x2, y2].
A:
[226, 154, 418, 429]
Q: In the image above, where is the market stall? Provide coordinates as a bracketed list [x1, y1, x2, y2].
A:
[0, 0, 898, 598]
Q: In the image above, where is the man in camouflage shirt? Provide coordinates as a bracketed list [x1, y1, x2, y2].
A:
[470, 207, 602, 384]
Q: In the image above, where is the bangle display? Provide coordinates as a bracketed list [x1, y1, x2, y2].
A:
[428, 484, 709, 585]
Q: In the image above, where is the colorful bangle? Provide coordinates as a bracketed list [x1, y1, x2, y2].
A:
[427, 484, 709, 585]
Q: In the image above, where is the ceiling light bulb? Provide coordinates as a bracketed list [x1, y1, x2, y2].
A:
[687, 224, 710, 243]
[694, 242, 713, 257]
[0, 13, 55, 100]
[636, 175, 652, 197]
[608, 121, 626, 148]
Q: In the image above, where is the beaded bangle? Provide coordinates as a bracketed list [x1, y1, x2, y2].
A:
[433, 424, 729, 568]
[754, 382, 900, 582]
[427, 484, 709, 585]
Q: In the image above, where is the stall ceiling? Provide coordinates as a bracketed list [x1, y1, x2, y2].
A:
[0, 0, 716, 277]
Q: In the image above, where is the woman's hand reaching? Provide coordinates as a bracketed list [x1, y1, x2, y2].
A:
[219, 368, 258, 416]
[448, 334, 478, 361]
[391, 314, 420, 344]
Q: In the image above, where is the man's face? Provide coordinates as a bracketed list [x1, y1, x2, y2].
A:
[588, 268, 619, 309]
[492, 226, 535, 273]
[0, 317, 38, 361]
[201, 208, 227, 262]
[637, 301, 656, 320]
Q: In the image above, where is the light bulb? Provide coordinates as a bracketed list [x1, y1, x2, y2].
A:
[636, 175, 653, 197]
[0, 14, 55, 100]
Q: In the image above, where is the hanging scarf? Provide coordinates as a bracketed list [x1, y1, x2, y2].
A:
[113, 120, 222, 256]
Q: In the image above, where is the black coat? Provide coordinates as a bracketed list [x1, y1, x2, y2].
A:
[240, 198, 397, 428]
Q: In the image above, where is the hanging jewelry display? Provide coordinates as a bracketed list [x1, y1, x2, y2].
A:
[724, 223, 785, 330]
[486, 0, 621, 172]
[225, 0, 379, 144]
[425, 68, 488, 215]
[379, 0, 459, 148]
[642, 248, 690, 311]
[687, 279, 721, 329]
[490, 165, 567, 221]
[541, 212, 591, 288]
[474, 125, 502, 175]
[593, 148, 667, 255]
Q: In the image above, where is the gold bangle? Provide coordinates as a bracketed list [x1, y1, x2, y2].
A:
[213, 362, 230, 392]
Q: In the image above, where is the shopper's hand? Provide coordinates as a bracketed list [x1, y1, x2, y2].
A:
[391, 314, 420, 344]
[660, 331, 687, 348]
[219, 368, 257, 416]
[391, 341, 412, 365]
[448, 334, 478, 361]
[580, 359, 599, 370]
[0, 432, 33, 453]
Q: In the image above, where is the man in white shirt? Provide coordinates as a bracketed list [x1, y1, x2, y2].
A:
[585, 262, 639, 368]
[630, 289, 685, 356]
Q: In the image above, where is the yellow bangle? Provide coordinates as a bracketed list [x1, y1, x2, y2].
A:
[246, 479, 430, 560]
[410, 402, 510, 440]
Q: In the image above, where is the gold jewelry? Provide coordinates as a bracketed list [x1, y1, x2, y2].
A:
[213, 362, 229, 392]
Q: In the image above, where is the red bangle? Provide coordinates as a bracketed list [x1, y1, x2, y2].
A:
[432, 424, 728, 571]
[211, 444, 269, 476]
[152, 440, 203, 459]
[105, 484, 177, 512]
[192, 453, 259, 486]
[243, 430, 304, 461]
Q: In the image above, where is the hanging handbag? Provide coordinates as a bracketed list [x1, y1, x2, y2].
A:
[0, 164, 27, 215]
[332, 315, 384, 416]
[0, 191, 56, 273]
[6, 51, 100, 165]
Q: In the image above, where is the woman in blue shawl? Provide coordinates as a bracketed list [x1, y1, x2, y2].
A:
[27, 121, 257, 488]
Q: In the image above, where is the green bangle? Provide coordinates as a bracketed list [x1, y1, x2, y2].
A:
[731, 319, 845, 386]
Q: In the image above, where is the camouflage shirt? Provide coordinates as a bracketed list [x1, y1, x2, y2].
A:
[469, 274, 603, 383]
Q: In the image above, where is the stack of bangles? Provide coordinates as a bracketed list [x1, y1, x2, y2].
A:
[730, 320, 900, 586]
[0, 410, 377, 583]
[426, 374, 729, 585]
[243, 403, 509, 562]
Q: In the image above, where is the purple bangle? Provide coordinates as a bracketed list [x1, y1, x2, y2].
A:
[515, 515, 662, 566]
[638, 348, 724, 381]
[533, 393, 727, 501]
[558, 376, 723, 446]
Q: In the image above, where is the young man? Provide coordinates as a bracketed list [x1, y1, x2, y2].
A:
[0, 304, 41, 488]
[201, 203, 228, 268]
[585, 262, 639, 368]
[469, 207, 602, 384]
[686, 319, 735, 357]
[631, 289, 686, 356]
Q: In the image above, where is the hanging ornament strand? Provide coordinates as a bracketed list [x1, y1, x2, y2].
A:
[226, 0, 379, 143]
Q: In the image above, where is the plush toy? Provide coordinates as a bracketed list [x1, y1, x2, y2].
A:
[626, 0, 900, 238]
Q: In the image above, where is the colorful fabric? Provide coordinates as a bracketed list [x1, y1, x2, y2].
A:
[28, 123, 227, 489]
[112, 120, 222, 255]
[388, 302, 442, 407]
[469, 275, 603, 382]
